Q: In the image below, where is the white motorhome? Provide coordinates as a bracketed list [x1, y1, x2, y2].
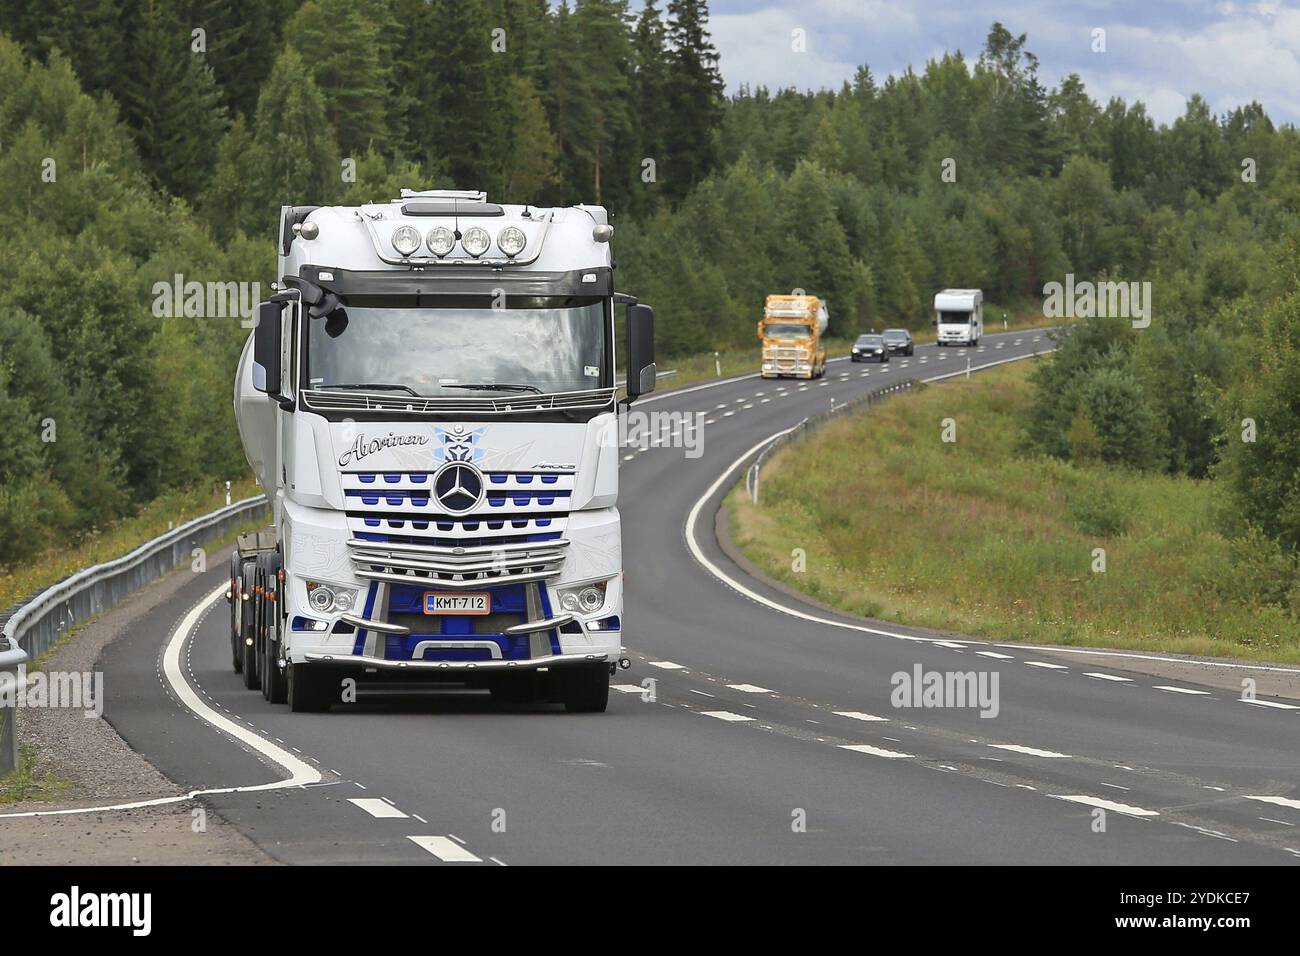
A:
[934, 289, 983, 346]
[229, 189, 655, 713]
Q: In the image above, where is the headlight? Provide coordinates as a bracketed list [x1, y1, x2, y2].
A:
[391, 225, 421, 256]
[462, 226, 490, 257]
[558, 581, 608, 614]
[497, 226, 526, 257]
[307, 583, 335, 612]
[306, 581, 356, 614]
[426, 225, 455, 256]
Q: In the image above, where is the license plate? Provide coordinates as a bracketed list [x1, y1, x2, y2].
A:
[423, 592, 490, 615]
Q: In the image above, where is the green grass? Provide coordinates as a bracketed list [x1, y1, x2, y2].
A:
[0, 744, 71, 804]
[0, 478, 264, 611]
[727, 360, 1300, 663]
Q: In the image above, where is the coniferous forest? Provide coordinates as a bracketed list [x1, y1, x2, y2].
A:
[1, 1, 1299, 573]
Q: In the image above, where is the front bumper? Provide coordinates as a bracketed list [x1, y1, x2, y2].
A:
[301, 649, 612, 672]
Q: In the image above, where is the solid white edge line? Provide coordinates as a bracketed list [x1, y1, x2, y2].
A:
[0, 583, 322, 819]
[681, 352, 1068, 653]
[681, 343, 1300, 702]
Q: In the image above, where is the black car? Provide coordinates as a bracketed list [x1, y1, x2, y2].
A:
[882, 328, 914, 356]
[850, 334, 889, 363]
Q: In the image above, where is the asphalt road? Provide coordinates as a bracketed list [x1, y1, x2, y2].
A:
[95, 328, 1300, 864]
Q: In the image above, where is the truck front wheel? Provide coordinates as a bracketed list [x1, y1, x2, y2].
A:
[288, 664, 334, 713]
[559, 664, 610, 713]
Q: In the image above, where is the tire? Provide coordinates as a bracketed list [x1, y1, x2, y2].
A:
[560, 664, 610, 713]
[262, 630, 288, 704]
[288, 663, 334, 713]
[907, 346, 914, 356]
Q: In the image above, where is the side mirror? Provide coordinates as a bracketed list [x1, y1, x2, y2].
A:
[253, 301, 283, 396]
[625, 303, 656, 400]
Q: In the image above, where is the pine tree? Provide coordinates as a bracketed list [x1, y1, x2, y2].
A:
[285, 0, 392, 155]
[663, 0, 724, 201]
[245, 47, 340, 232]
[630, 0, 671, 215]
[396, 0, 505, 192]
[568, 0, 636, 205]
[500, 75, 560, 202]
[117, 0, 228, 198]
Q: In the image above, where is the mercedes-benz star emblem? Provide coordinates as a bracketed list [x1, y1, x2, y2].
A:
[434, 461, 484, 515]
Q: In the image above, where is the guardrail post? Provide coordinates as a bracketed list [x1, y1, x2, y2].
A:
[0, 646, 26, 775]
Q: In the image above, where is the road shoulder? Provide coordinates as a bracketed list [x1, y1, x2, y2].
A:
[0, 544, 273, 865]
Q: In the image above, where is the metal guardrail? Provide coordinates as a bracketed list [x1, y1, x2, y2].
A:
[746, 379, 915, 505]
[0, 494, 269, 775]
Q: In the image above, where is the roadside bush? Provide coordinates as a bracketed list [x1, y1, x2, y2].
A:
[1065, 482, 1132, 537]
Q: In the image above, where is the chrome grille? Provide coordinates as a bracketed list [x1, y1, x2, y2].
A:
[347, 538, 568, 589]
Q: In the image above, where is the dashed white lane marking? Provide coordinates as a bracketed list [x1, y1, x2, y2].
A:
[1154, 685, 1211, 696]
[1051, 795, 1159, 817]
[349, 798, 408, 819]
[1245, 795, 1300, 810]
[989, 744, 1072, 759]
[834, 711, 888, 722]
[648, 660, 685, 670]
[976, 651, 1014, 660]
[1241, 698, 1300, 710]
[1085, 672, 1133, 682]
[611, 683, 643, 694]
[727, 683, 772, 694]
[933, 640, 966, 649]
[623, 454, 635, 461]
[701, 710, 754, 722]
[1024, 661, 1068, 670]
[839, 743, 912, 759]
[407, 836, 482, 862]
[1260, 817, 1295, 826]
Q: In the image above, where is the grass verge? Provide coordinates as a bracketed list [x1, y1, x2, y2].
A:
[0, 744, 72, 804]
[726, 360, 1300, 663]
[0, 478, 263, 611]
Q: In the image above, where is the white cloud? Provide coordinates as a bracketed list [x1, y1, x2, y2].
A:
[704, 0, 1300, 123]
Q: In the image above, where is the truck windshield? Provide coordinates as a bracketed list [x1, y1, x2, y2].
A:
[306, 297, 607, 397]
[938, 311, 972, 324]
[765, 323, 811, 339]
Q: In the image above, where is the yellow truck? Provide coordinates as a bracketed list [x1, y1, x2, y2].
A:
[758, 293, 828, 379]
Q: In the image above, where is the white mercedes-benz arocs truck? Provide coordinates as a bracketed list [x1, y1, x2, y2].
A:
[227, 189, 655, 713]
[934, 288, 982, 346]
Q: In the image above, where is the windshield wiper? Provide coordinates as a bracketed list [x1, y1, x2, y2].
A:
[320, 383, 421, 396]
[442, 382, 543, 395]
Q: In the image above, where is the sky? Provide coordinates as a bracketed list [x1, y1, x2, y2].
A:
[699, 0, 1300, 126]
